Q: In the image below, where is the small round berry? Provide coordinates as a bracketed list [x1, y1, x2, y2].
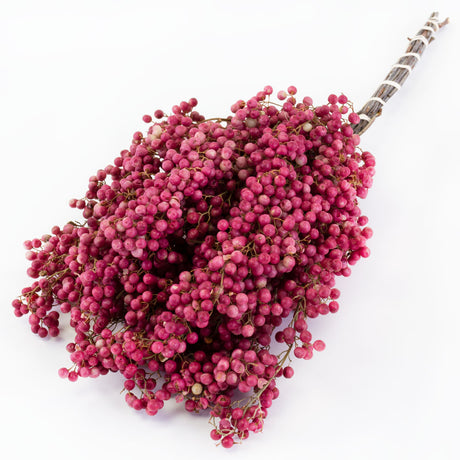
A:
[221, 435, 234, 448]
[348, 112, 360, 124]
[263, 85, 273, 95]
[313, 340, 326, 351]
[191, 383, 203, 395]
[277, 90, 287, 100]
[283, 366, 294, 378]
[58, 368, 69, 379]
[210, 429, 222, 441]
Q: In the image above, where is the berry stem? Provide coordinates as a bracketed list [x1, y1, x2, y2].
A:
[353, 11, 448, 135]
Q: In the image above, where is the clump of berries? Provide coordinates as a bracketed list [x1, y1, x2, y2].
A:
[13, 86, 375, 447]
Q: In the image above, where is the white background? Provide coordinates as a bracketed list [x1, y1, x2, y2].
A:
[1, 1, 459, 459]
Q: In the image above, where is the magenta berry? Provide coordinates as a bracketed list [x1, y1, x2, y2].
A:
[210, 429, 222, 441]
[313, 340, 326, 352]
[283, 366, 294, 378]
[58, 368, 69, 379]
[221, 436, 234, 448]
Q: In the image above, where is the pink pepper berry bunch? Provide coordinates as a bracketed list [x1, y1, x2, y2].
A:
[12, 85, 374, 447]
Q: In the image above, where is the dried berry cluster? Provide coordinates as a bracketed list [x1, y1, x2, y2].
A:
[13, 86, 374, 447]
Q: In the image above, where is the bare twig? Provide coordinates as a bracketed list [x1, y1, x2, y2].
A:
[353, 12, 448, 136]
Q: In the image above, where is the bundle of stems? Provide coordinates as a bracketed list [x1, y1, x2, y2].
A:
[353, 11, 448, 135]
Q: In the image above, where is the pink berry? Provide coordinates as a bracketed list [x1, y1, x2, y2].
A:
[58, 368, 69, 379]
[283, 366, 294, 378]
[221, 436, 234, 448]
[210, 429, 222, 441]
[313, 340, 326, 352]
